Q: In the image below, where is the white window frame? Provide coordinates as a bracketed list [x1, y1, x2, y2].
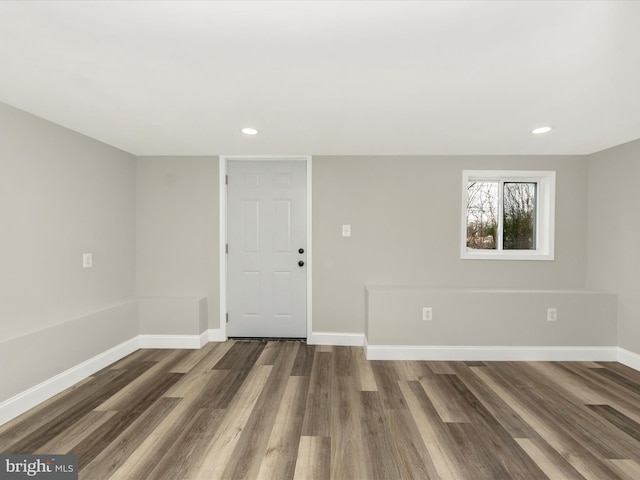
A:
[461, 170, 555, 261]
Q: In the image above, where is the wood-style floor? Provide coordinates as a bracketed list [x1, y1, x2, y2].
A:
[2, 342, 640, 479]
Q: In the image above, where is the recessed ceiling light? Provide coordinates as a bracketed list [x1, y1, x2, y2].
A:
[532, 126, 552, 134]
[241, 127, 258, 135]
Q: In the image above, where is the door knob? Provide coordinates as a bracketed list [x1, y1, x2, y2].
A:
[298, 248, 304, 254]
[298, 260, 305, 267]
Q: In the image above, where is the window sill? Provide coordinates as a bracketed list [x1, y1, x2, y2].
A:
[461, 250, 554, 261]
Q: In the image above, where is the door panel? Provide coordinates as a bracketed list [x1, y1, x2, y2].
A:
[242, 271, 261, 316]
[273, 271, 292, 316]
[274, 200, 292, 253]
[227, 160, 306, 338]
[242, 200, 260, 253]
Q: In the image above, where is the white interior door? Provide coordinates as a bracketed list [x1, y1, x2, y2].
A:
[226, 160, 307, 338]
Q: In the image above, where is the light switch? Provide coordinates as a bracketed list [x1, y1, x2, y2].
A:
[342, 225, 351, 237]
[83, 253, 93, 268]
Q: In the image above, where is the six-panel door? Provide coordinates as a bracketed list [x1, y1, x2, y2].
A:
[226, 160, 307, 338]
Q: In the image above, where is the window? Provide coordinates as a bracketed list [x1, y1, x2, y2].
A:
[461, 170, 555, 260]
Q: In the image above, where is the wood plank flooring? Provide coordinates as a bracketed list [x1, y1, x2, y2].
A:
[2, 341, 640, 479]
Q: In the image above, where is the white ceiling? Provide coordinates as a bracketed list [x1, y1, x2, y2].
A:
[1, 1, 639, 156]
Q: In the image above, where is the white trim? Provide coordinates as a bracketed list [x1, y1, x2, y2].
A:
[207, 328, 226, 342]
[219, 156, 228, 341]
[308, 332, 365, 346]
[618, 347, 640, 371]
[365, 343, 618, 361]
[0, 337, 139, 426]
[306, 157, 313, 342]
[139, 334, 206, 349]
[220, 155, 313, 341]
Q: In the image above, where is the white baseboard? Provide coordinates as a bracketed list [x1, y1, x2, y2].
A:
[0, 337, 140, 427]
[618, 347, 640, 371]
[138, 329, 226, 348]
[139, 333, 209, 349]
[207, 328, 226, 342]
[308, 332, 364, 346]
[0, 331, 220, 427]
[365, 343, 619, 362]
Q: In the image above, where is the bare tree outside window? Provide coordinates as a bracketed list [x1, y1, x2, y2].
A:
[503, 182, 536, 250]
[466, 181, 498, 249]
[466, 181, 537, 251]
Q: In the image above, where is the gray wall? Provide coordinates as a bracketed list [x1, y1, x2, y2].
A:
[366, 287, 616, 347]
[0, 102, 137, 401]
[313, 155, 589, 335]
[587, 138, 640, 354]
[134, 154, 591, 339]
[136, 156, 219, 331]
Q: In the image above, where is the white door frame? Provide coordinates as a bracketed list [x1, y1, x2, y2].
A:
[219, 155, 312, 340]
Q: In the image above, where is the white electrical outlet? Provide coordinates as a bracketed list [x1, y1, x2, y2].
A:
[342, 225, 351, 237]
[547, 308, 557, 322]
[83, 253, 93, 268]
[422, 307, 433, 321]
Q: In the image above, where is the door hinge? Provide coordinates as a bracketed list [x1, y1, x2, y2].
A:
[226, 243, 228, 254]
[225, 174, 228, 185]
[226, 312, 229, 324]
